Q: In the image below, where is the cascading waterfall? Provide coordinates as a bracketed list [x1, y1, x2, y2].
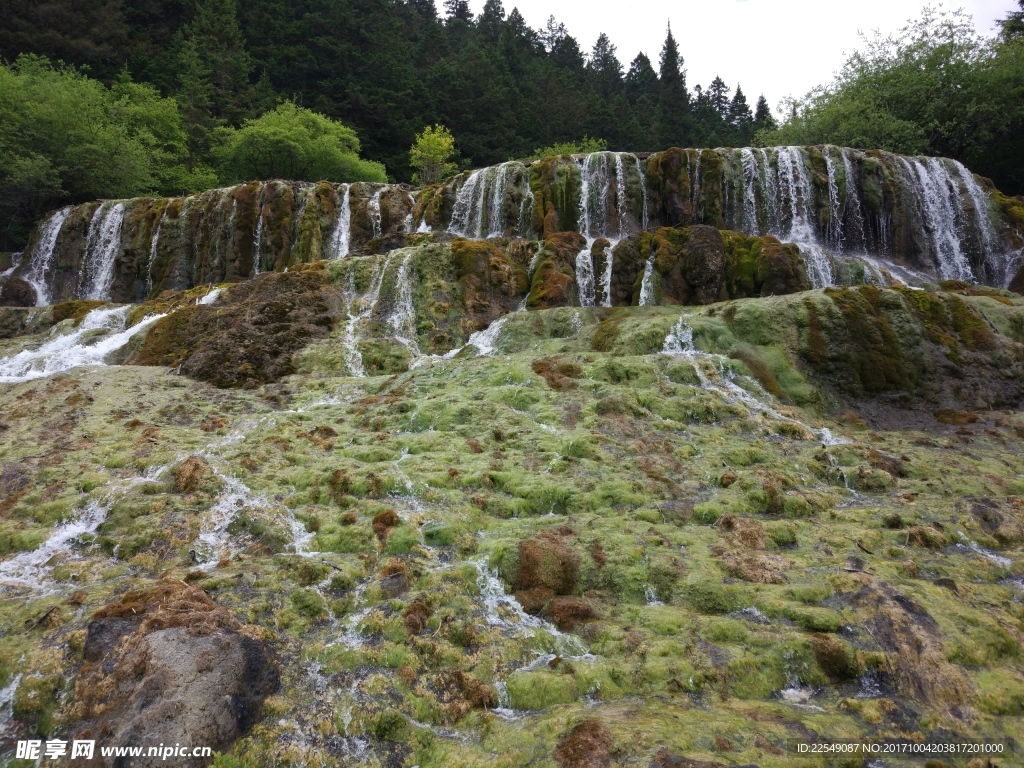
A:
[147, 210, 166, 296]
[252, 186, 265, 277]
[368, 188, 383, 239]
[78, 202, 126, 301]
[904, 157, 974, 282]
[341, 254, 394, 377]
[22, 207, 72, 306]
[638, 254, 656, 306]
[448, 162, 533, 239]
[662, 316, 848, 446]
[575, 152, 648, 306]
[0, 305, 166, 383]
[450, 169, 485, 237]
[387, 251, 420, 359]
[331, 184, 352, 259]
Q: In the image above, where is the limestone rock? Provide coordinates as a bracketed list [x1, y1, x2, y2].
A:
[70, 582, 278, 768]
[0, 276, 37, 307]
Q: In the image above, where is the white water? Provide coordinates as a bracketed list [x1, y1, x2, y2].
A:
[638, 254, 656, 306]
[661, 316, 849, 446]
[341, 254, 393, 377]
[387, 250, 421, 359]
[79, 202, 126, 301]
[368, 188, 383, 239]
[907, 157, 974, 282]
[575, 245, 597, 307]
[147, 210, 166, 296]
[331, 184, 352, 259]
[0, 674, 21, 738]
[0, 306, 167, 383]
[22, 207, 72, 306]
[252, 185, 265, 277]
[450, 169, 485, 237]
[0, 500, 109, 591]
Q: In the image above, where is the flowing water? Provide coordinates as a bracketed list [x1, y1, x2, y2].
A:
[330, 184, 352, 259]
[0, 306, 167, 383]
[367, 188, 383, 239]
[662, 316, 849, 446]
[22, 207, 72, 306]
[78, 202, 126, 301]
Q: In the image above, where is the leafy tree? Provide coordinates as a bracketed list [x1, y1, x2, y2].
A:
[0, 55, 198, 249]
[214, 101, 387, 183]
[657, 24, 691, 148]
[409, 125, 459, 184]
[528, 136, 607, 160]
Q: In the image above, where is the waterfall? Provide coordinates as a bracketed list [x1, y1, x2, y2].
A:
[840, 148, 867, 252]
[635, 155, 649, 231]
[387, 250, 420, 358]
[638, 254, 656, 306]
[368, 188, 383, 239]
[661, 316, 848, 445]
[341, 253, 393, 377]
[777, 147, 816, 244]
[78, 202, 126, 301]
[823, 147, 842, 248]
[904, 157, 975, 282]
[252, 185, 265, 277]
[953, 161, 1002, 282]
[22, 207, 72, 306]
[575, 246, 597, 307]
[450, 170, 485, 236]
[740, 148, 760, 235]
[331, 184, 352, 259]
[0, 305, 166, 383]
[147, 210, 166, 296]
[487, 164, 511, 238]
[691, 150, 703, 222]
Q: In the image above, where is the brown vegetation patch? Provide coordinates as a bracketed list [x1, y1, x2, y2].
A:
[512, 530, 580, 613]
[130, 263, 340, 388]
[811, 633, 858, 682]
[543, 597, 600, 631]
[532, 355, 584, 390]
[719, 515, 764, 549]
[907, 526, 948, 549]
[717, 550, 791, 584]
[852, 578, 973, 713]
[372, 509, 400, 541]
[553, 720, 613, 768]
[649, 751, 723, 768]
[173, 455, 208, 494]
[402, 600, 432, 635]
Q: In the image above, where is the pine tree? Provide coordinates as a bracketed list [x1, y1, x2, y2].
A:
[1002, 0, 1024, 41]
[656, 23, 690, 148]
[753, 95, 777, 133]
[707, 76, 729, 118]
[541, 16, 567, 52]
[443, 0, 472, 23]
[589, 33, 622, 98]
[624, 53, 658, 105]
[729, 84, 753, 139]
[478, 0, 505, 42]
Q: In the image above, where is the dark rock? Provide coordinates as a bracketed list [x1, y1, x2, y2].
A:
[1009, 262, 1024, 296]
[380, 572, 409, 597]
[71, 582, 278, 768]
[0, 276, 37, 307]
[680, 225, 725, 304]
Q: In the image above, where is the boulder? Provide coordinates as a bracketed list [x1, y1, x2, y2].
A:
[70, 581, 278, 768]
[0, 276, 37, 307]
[1010, 262, 1024, 296]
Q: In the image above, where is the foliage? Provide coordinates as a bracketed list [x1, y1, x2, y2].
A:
[214, 102, 385, 184]
[409, 125, 459, 185]
[758, 6, 1024, 194]
[0, 55, 208, 249]
[527, 136, 608, 160]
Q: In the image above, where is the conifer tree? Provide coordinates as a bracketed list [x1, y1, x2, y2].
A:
[753, 95, 777, 133]
[707, 76, 729, 118]
[656, 23, 691, 148]
[443, 0, 473, 22]
[729, 84, 753, 140]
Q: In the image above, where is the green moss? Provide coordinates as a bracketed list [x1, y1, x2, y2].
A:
[504, 671, 579, 710]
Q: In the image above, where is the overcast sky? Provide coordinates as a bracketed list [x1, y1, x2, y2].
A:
[468, 0, 1018, 113]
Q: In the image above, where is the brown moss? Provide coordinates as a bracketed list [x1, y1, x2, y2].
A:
[532, 355, 583, 390]
[372, 509, 400, 542]
[553, 720, 612, 768]
[717, 550, 791, 584]
[543, 596, 600, 631]
[811, 633, 858, 682]
[402, 600, 432, 635]
[51, 300, 109, 325]
[719, 515, 764, 549]
[727, 346, 787, 401]
[173, 455, 208, 494]
[803, 299, 828, 369]
[512, 530, 580, 613]
[907, 526, 948, 549]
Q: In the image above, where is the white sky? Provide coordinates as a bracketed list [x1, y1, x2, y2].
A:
[468, 0, 1017, 114]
